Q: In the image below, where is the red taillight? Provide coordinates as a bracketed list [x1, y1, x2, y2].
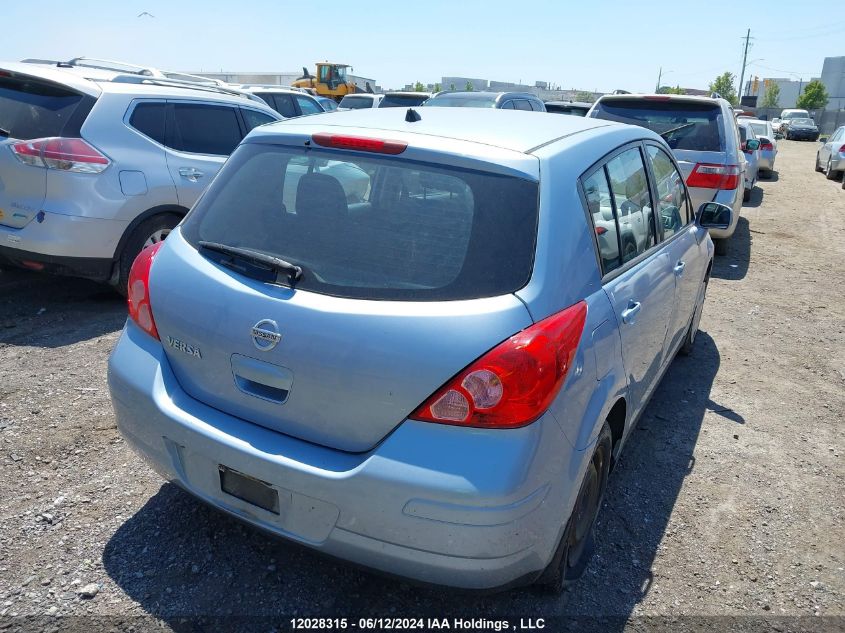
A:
[686, 163, 740, 190]
[127, 242, 163, 340]
[311, 133, 407, 154]
[644, 95, 672, 101]
[760, 142, 774, 151]
[595, 226, 607, 235]
[411, 301, 588, 429]
[10, 137, 109, 173]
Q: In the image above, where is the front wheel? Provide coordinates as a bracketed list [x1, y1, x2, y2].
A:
[816, 153, 824, 173]
[114, 213, 181, 295]
[535, 423, 612, 594]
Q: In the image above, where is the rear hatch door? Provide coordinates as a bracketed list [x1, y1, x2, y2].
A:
[150, 138, 540, 452]
[0, 67, 95, 229]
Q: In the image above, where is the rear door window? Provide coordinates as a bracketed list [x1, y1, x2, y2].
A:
[339, 96, 373, 109]
[605, 148, 656, 263]
[294, 95, 322, 115]
[591, 99, 724, 152]
[646, 145, 690, 240]
[513, 100, 533, 111]
[0, 75, 90, 140]
[129, 102, 166, 144]
[271, 94, 297, 118]
[169, 103, 242, 155]
[241, 108, 276, 132]
[180, 144, 539, 301]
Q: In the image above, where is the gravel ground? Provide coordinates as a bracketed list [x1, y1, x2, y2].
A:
[0, 140, 842, 632]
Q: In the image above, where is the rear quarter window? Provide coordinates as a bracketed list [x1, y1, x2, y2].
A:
[181, 144, 539, 301]
[129, 102, 166, 144]
[592, 99, 724, 152]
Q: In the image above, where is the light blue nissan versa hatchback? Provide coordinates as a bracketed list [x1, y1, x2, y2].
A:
[108, 108, 731, 592]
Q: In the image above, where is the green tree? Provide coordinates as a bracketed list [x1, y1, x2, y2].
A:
[761, 82, 780, 108]
[449, 83, 456, 91]
[658, 85, 686, 95]
[413, 81, 425, 92]
[575, 91, 595, 103]
[796, 80, 829, 110]
[465, 81, 474, 91]
[433, 83, 441, 92]
[708, 72, 738, 105]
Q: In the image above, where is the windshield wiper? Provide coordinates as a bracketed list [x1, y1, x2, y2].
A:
[659, 122, 696, 139]
[199, 241, 303, 285]
[0, 127, 10, 138]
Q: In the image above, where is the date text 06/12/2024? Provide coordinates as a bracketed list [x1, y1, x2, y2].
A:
[289, 618, 547, 630]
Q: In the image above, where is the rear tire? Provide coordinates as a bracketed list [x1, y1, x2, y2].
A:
[535, 423, 612, 594]
[825, 158, 839, 181]
[743, 188, 751, 202]
[114, 214, 181, 296]
[713, 238, 728, 256]
[680, 274, 709, 356]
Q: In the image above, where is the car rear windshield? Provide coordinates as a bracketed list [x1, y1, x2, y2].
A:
[0, 74, 91, 140]
[338, 96, 374, 109]
[749, 122, 769, 138]
[425, 96, 497, 108]
[591, 99, 724, 152]
[180, 143, 539, 301]
[380, 94, 429, 108]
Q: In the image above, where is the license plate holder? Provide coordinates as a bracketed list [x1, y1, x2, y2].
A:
[219, 466, 280, 515]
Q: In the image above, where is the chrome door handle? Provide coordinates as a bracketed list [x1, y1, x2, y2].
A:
[178, 167, 204, 182]
[674, 261, 686, 276]
[621, 301, 641, 325]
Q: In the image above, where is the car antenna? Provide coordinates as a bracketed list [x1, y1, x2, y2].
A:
[405, 108, 421, 123]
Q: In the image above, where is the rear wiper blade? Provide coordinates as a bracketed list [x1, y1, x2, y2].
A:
[659, 122, 696, 139]
[0, 127, 10, 138]
[198, 241, 303, 285]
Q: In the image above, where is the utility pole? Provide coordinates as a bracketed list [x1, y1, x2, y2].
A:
[738, 28, 752, 102]
[656, 67, 663, 93]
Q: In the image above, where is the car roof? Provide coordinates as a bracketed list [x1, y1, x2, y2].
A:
[249, 107, 620, 154]
[430, 91, 540, 100]
[545, 101, 592, 108]
[595, 93, 729, 107]
[384, 91, 432, 97]
[1, 60, 270, 108]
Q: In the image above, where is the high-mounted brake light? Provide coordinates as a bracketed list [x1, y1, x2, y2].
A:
[686, 163, 740, 191]
[311, 133, 407, 155]
[127, 242, 164, 340]
[10, 137, 109, 173]
[411, 301, 588, 429]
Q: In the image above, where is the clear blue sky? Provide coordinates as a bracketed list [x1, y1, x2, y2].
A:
[4, 0, 843, 92]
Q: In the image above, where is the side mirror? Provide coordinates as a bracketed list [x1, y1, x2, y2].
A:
[696, 202, 732, 230]
[819, 136, 828, 143]
[745, 139, 761, 151]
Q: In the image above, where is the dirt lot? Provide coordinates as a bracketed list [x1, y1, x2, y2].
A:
[0, 140, 842, 632]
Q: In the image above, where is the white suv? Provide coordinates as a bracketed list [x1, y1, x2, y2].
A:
[0, 59, 281, 291]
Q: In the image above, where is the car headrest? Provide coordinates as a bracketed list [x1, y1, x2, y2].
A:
[295, 172, 347, 220]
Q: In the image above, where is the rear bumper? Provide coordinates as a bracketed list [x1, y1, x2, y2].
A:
[758, 151, 776, 171]
[0, 209, 128, 264]
[787, 130, 818, 140]
[107, 320, 585, 589]
[0, 245, 113, 281]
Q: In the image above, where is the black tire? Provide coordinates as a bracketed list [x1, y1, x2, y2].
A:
[825, 158, 839, 181]
[713, 237, 728, 256]
[743, 188, 751, 202]
[815, 153, 824, 173]
[680, 274, 709, 356]
[114, 213, 181, 296]
[535, 423, 612, 594]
